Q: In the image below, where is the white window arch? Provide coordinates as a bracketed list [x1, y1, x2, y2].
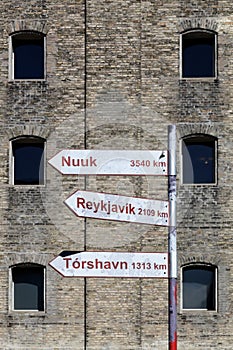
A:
[10, 263, 45, 312]
[10, 136, 46, 185]
[181, 134, 217, 185]
[181, 29, 217, 78]
[181, 263, 217, 311]
[9, 31, 46, 80]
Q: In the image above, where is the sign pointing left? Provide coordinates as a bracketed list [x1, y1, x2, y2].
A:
[48, 149, 168, 176]
[65, 190, 169, 226]
[49, 251, 168, 278]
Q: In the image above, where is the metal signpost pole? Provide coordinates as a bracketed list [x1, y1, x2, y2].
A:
[168, 125, 177, 350]
[48, 128, 173, 347]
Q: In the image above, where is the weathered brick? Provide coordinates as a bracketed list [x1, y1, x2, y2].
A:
[0, 1, 232, 349]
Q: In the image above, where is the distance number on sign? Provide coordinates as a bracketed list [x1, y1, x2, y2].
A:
[130, 159, 166, 168]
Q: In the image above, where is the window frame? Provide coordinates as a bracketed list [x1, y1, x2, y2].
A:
[9, 30, 46, 81]
[180, 29, 217, 80]
[10, 136, 46, 186]
[181, 134, 217, 186]
[9, 263, 46, 313]
[181, 263, 218, 312]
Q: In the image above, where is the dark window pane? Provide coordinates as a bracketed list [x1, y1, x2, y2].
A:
[182, 32, 215, 78]
[13, 141, 44, 185]
[13, 34, 44, 79]
[183, 266, 216, 310]
[183, 138, 215, 184]
[12, 266, 44, 311]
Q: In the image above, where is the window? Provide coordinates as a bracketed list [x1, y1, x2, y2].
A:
[182, 135, 217, 184]
[181, 30, 216, 78]
[11, 264, 45, 311]
[11, 136, 45, 185]
[10, 31, 45, 80]
[182, 264, 217, 310]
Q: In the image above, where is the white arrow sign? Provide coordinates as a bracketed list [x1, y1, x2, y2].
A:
[48, 150, 168, 176]
[65, 190, 169, 226]
[49, 251, 168, 278]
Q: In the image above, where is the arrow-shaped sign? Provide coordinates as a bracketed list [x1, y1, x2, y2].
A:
[49, 251, 168, 278]
[65, 190, 169, 226]
[48, 150, 168, 176]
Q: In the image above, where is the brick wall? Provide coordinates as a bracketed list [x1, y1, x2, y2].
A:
[0, 1, 232, 349]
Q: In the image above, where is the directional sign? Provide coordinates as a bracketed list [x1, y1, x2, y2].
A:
[65, 190, 169, 226]
[48, 150, 168, 176]
[49, 251, 168, 278]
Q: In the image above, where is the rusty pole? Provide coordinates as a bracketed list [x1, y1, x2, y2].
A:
[168, 125, 177, 350]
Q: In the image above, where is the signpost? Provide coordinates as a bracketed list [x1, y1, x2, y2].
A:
[64, 190, 169, 226]
[49, 251, 168, 278]
[168, 125, 177, 350]
[48, 125, 177, 350]
[48, 149, 168, 176]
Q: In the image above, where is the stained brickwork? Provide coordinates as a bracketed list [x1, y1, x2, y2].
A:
[0, 1, 233, 349]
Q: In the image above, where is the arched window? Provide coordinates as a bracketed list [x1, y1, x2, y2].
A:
[181, 134, 217, 184]
[11, 136, 45, 185]
[181, 263, 217, 311]
[181, 30, 217, 78]
[11, 263, 45, 311]
[10, 31, 45, 80]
